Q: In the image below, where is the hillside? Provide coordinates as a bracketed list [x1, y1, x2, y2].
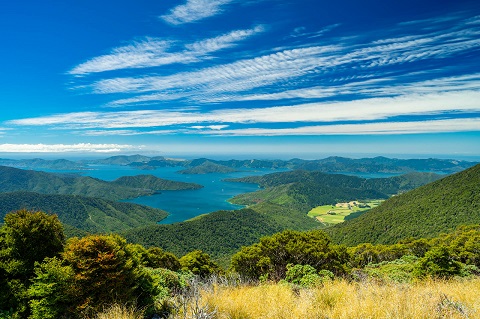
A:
[112, 174, 203, 190]
[0, 191, 168, 233]
[228, 170, 441, 213]
[327, 164, 480, 245]
[122, 208, 317, 265]
[177, 161, 237, 174]
[0, 166, 205, 201]
[0, 158, 86, 170]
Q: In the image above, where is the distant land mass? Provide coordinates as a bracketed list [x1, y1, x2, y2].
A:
[0, 191, 168, 234]
[0, 155, 475, 175]
[0, 158, 85, 170]
[125, 155, 475, 174]
[112, 174, 203, 190]
[326, 163, 480, 246]
[0, 166, 202, 201]
[177, 160, 238, 174]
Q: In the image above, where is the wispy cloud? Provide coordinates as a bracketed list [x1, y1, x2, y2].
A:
[96, 13, 480, 107]
[8, 90, 480, 129]
[198, 118, 480, 136]
[0, 143, 141, 153]
[160, 0, 234, 25]
[69, 26, 264, 75]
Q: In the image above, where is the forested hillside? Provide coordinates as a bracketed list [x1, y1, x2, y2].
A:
[327, 163, 480, 245]
[0, 191, 168, 233]
[122, 204, 320, 265]
[111, 174, 203, 190]
[0, 166, 202, 201]
[228, 170, 441, 215]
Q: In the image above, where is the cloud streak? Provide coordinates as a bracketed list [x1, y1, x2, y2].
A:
[160, 0, 234, 25]
[69, 26, 264, 75]
[199, 118, 480, 136]
[0, 143, 141, 153]
[8, 90, 480, 130]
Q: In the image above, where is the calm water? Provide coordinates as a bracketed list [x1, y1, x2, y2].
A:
[52, 165, 287, 224]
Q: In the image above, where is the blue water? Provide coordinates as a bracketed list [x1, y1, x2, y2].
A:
[49, 165, 286, 224]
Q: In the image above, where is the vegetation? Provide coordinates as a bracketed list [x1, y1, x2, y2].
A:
[177, 161, 237, 174]
[0, 166, 204, 201]
[327, 163, 480, 245]
[122, 209, 288, 266]
[112, 174, 203, 190]
[0, 191, 168, 233]
[2, 208, 480, 318]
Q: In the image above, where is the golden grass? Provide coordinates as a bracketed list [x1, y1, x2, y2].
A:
[92, 304, 144, 319]
[200, 278, 480, 319]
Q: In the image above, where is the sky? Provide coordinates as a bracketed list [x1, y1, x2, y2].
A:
[1, 0, 479, 159]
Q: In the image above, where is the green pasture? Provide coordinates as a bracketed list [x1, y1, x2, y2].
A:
[308, 200, 384, 225]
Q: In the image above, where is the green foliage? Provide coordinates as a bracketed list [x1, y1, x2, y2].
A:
[359, 255, 419, 283]
[0, 210, 65, 277]
[179, 250, 221, 277]
[122, 209, 288, 266]
[231, 230, 349, 281]
[328, 164, 480, 245]
[0, 191, 168, 233]
[0, 210, 65, 318]
[283, 264, 332, 287]
[414, 246, 463, 279]
[28, 257, 74, 319]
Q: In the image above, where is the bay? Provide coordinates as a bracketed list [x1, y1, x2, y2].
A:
[54, 165, 287, 224]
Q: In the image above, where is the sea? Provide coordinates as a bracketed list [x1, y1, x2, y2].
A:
[44, 165, 289, 224]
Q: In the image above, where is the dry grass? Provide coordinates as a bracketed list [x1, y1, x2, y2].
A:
[92, 304, 144, 319]
[199, 278, 480, 319]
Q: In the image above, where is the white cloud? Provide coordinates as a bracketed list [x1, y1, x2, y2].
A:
[200, 118, 480, 136]
[161, 0, 233, 25]
[0, 143, 141, 153]
[69, 26, 264, 75]
[96, 18, 480, 106]
[8, 90, 480, 130]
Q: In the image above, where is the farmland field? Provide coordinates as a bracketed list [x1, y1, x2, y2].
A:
[308, 200, 383, 225]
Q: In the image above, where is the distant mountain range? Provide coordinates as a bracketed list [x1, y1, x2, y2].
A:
[326, 163, 480, 245]
[0, 155, 475, 174]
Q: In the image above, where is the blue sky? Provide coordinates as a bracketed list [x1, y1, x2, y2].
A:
[1, 0, 479, 159]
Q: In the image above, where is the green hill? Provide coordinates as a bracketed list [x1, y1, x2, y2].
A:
[0, 166, 204, 201]
[228, 171, 441, 214]
[112, 174, 203, 190]
[178, 161, 237, 174]
[0, 191, 168, 234]
[0, 165, 154, 200]
[122, 208, 316, 265]
[327, 164, 480, 246]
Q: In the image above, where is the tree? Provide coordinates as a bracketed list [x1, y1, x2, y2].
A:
[0, 210, 65, 318]
[179, 250, 221, 277]
[231, 230, 349, 280]
[62, 234, 151, 316]
[415, 246, 463, 279]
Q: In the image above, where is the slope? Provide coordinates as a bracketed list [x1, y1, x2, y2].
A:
[326, 164, 480, 246]
[112, 175, 203, 190]
[0, 191, 168, 233]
